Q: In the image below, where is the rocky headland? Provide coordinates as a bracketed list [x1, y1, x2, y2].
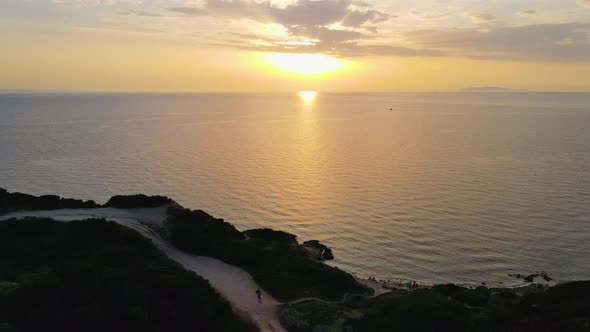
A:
[1, 188, 589, 332]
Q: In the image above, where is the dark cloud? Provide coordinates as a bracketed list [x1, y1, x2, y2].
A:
[287, 25, 367, 42]
[166, 1, 588, 61]
[351, 1, 371, 8]
[405, 23, 590, 61]
[206, 36, 446, 57]
[409, 10, 459, 19]
[169, 0, 364, 25]
[341, 9, 392, 27]
[168, 0, 391, 43]
[166, 0, 454, 58]
[468, 12, 496, 23]
[518, 9, 536, 16]
[226, 32, 281, 43]
[363, 26, 378, 34]
[167, 6, 210, 17]
[118, 10, 168, 17]
[334, 43, 446, 57]
[424, 10, 460, 19]
[273, 0, 353, 26]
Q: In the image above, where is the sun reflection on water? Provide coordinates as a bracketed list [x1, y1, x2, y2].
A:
[298, 91, 317, 108]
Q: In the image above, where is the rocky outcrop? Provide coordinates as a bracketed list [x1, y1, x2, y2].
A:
[302, 240, 334, 260]
[243, 229, 336, 260]
[508, 272, 553, 283]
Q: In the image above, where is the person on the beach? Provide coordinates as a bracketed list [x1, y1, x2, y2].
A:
[256, 287, 262, 303]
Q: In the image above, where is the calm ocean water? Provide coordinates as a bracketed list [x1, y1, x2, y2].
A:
[1, 92, 589, 286]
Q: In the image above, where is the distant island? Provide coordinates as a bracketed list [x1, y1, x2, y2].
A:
[462, 86, 527, 93]
[1, 188, 589, 332]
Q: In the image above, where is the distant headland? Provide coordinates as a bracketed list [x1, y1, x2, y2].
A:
[461, 86, 528, 93]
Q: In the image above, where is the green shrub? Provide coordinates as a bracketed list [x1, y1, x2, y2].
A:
[0, 218, 255, 332]
[244, 228, 298, 244]
[431, 284, 490, 307]
[356, 291, 470, 332]
[104, 194, 174, 208]
[166, 206, 369, 301]
[0, 188, 97, 213]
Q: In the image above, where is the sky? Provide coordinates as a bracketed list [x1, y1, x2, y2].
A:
[1, 0, 590, 92]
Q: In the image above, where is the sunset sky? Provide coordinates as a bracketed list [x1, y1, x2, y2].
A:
[2, 0, 590, 92]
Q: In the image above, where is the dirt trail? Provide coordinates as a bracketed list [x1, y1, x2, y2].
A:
[1, 208, 286, 332]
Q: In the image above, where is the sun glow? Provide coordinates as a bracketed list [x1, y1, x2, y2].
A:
[298, 90, 317, 101]
[263, 53, 345, 75]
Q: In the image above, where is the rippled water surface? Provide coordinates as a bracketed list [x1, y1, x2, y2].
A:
[1, 92, 589, 285]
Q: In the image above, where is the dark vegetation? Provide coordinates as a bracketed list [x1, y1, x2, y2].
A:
[0, 188, 174, 213]
[104, 194, 174, 209]
[281, 282, 590, 332]
[4, 189, 589, 331]
[244, 228, 298, 244]
[166, 206, 370, 302]
[0, 217, 255, 332]
[0, 188, 98, 213]
[0, 188, 368, 303]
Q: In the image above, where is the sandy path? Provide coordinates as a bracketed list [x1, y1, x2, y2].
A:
[1, 208, 286, 332]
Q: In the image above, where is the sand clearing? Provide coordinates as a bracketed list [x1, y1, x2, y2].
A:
[1, 208, 286, 332]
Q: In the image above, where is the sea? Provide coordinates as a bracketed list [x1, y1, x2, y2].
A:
[1, 92, 589, 286]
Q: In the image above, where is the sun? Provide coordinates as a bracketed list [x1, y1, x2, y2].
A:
[262, 53, 345, 76]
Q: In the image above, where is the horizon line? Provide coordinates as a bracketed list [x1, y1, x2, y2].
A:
[2, 89, 590, 94]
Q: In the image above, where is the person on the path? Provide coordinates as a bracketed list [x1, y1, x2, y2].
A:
[256, 287, 262, 303]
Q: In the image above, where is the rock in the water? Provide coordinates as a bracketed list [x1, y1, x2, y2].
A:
[508, 272, 553, 283]
[523, 274, 536, 283]
[323, 247, 334, 260]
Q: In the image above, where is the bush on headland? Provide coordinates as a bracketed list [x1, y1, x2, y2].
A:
[166, 206, 371, 302]
[6, 189, 588, 332]
[0, 217, 256, 332]
[0, 188, 176, 213]
[103, 194, 175, 209]
[281, 281, 590, 332]
[0, 188, 98, 213]
[2, 188, 365, 301]
[243, 228, 298, 244]
[166, 206, 245, 253]
[430, 283, 491, 307]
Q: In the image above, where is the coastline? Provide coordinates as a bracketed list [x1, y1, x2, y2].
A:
[2, 188, 589, 332]
[0, 188, 562, 293]
[0, 188, 570, 292]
